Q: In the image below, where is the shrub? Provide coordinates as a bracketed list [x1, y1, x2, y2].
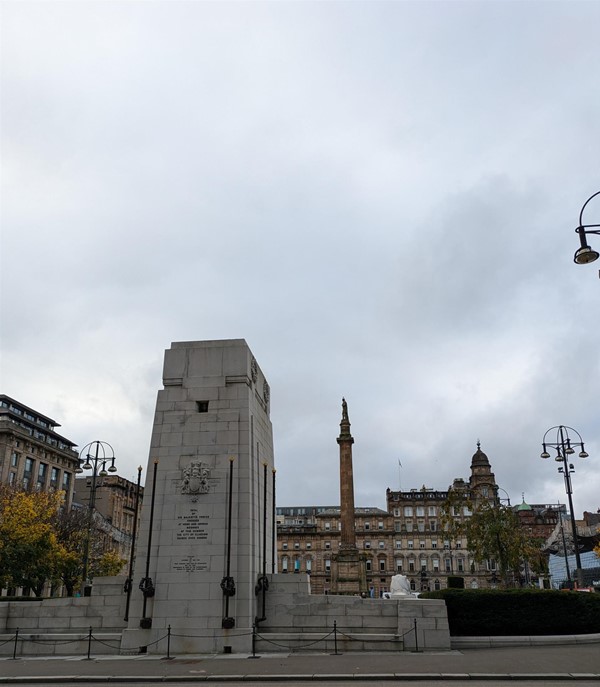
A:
[421, 588, 600, 636]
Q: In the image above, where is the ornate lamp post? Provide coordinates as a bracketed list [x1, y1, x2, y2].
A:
[540, 426, 589, 587]
[573, 190, 600, 265]
[77, 440, 117, 593]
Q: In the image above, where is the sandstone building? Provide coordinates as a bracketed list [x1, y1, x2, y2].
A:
[74, 473, 144, 566]
[276, 427, 562, 596]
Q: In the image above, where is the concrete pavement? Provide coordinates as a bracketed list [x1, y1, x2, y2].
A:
[0, 643, 599, 682]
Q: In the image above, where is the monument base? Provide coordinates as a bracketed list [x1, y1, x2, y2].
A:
[331, 548, 368, 595]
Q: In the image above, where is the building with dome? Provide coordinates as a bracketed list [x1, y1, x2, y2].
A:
[277, 430, 541, 596]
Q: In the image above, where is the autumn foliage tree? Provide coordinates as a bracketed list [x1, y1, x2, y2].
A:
[0, 486, 126, 597]
[0, 486, 65, 595]
[441, 489, 545, 587]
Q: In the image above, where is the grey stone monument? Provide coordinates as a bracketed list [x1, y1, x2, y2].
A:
[121, 340, 274, 654]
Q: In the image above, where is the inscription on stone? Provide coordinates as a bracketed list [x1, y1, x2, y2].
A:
[172, 555, 208, 573]
[176, 508, 210, 541]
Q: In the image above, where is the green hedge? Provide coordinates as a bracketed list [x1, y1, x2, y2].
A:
[421, 589, 600, 636]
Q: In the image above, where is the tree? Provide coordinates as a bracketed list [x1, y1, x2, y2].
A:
[93, 549, 127, 577]
[0, 486, 65, 595]
[441, 490, 545, 587]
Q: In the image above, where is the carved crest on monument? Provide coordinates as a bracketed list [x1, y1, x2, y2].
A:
[181, 460, 210, 499]
[263, 380, 270, 404]
[251, 357, 258, 383]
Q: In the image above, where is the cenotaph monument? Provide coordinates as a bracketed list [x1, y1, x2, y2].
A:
[121, 340, 274, 654]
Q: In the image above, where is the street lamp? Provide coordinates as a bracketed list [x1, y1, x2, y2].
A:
[540, 426, 589, 587]
[78, 440, 117, 593]
[573, 190, 600, 265]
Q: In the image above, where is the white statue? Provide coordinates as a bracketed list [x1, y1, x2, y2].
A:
[389, 574, 418, 598]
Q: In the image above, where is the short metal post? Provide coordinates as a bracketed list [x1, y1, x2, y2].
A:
[12, 628, 19, 660]
[250, 622, 257, 658]
[167, 624, 171, 659]
[87, 626, 93, 660]
[333, 620, 339, 655]
[413, 618, 419, 653]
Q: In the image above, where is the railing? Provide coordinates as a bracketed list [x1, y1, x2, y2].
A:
[0, 619, 424, 658]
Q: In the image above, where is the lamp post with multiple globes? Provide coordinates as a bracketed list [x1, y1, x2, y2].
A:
[540, 426, 589, 587]
[77, 440, 117, 594]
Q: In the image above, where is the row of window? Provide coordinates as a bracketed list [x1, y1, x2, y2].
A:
[279, 555, 497, 575]
[280, 538, 465, 551]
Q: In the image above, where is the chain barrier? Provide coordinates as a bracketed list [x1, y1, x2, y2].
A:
[2, 618, 419, 657]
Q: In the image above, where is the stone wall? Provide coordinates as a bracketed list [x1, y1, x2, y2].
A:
[260, 574, 450, 652]
[0, 577, 127, 656]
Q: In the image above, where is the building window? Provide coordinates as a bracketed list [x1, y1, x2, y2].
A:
[443, 540, 450, 549]
[294, 558, 301, 573]
[364, 522, 371, 530]
[10, 451, 20, 467]
[366, 560, 372, 572]
[419, 541, 425, 549]
[431, 540, 438, 549]
[196, 401, 209, 412]
[294, 542, 300, 549]
[430, 521, 437, 532]
[406, 521, 413, 532]
[463, 506, 472, 516]
[408, 559, 415, 572]
[325, 541, 331, 549]
[282, 542, 288, 550]
[324, 522, 331, 531]
[364, 541, 371, 549]
[379, 559, 386, 572]
[445, 558, 452, 572]
[410, 579, 416, 591]
[306, 542, 311, 550]
[395, 558, 403, 571]
[416, 506, 425, 517]
[432, 558, 440, 572]
[457, 558, 465, 572]
[394, 521, 402, 532]
[378, 521, 384, 530]
[37, 463, 48, 489]
[306, 558, 312, 573]
[456, 541, 462, 549]
[404, 507, 413, 517]
[487, 559, 497, 571]
[452, 506, 460, 516]
[420, 558, 427, 571]
[428, 506, 436, 516]
[378, 541, 385, 549]
[281, 556, 288, 573]
[393, 508, 400, 517]
[417, 521, 425, 532]
[395, 540, 402, 549]
[50, 467, 59, 489]
[8, 472, 16, 485]
[434, 579, 441, 591]
[407, 540, 414, 549]
[325, 559, 331, 573]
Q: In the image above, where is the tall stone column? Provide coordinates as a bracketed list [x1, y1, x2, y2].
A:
[331, 398, 367, 595]
[337, 398, 356, 550]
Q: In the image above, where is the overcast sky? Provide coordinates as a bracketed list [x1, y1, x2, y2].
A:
[2, 1, 599, 517]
